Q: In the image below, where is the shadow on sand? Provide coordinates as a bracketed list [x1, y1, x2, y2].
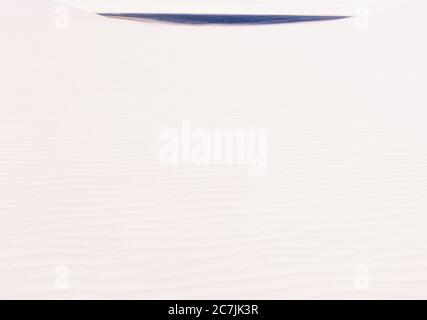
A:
[99, 13, 351, 25]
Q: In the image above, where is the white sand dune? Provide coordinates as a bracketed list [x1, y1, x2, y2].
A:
[1, 0, 427, 299]
[59, 0, 360, 16]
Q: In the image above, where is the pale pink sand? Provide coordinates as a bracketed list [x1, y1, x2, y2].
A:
[0, 0, 427, 299]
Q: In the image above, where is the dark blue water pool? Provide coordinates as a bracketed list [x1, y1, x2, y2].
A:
[100, 13, 350, 25]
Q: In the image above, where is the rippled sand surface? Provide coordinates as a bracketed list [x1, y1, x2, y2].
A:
[0, 0, 426, 299]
